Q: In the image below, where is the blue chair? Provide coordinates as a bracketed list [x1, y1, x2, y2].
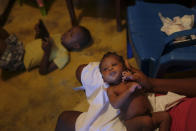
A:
[127, 1, 196, 77]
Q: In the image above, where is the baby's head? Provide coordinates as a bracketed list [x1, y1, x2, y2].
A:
[61, 26, 92, 51]
[99, 52, 127, 85]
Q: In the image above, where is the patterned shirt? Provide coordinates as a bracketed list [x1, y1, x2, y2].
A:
[0, 34, 25, 71]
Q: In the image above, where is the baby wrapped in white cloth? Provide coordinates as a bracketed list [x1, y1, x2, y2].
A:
[75, 62, 185, 131]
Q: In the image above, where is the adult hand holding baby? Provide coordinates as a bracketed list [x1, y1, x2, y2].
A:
[124, 61, 153, 92]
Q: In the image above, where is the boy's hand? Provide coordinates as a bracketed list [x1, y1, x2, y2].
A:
[41, 37, 52, 53]
[34, 20, 49, 40]
[34, 23, 40, 39]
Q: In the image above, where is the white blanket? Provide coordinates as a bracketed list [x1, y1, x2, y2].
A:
[75, 62, 126, 131]
[75, 62, 185, 131]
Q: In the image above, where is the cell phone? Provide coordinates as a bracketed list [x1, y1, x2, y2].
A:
[35, 19, 50, 41]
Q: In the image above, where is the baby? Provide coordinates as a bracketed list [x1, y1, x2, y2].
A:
[99, 52, 171, 131]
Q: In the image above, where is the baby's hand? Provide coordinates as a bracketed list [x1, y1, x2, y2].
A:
[127, 82, 142, 93]
[122, 70, 133, 82]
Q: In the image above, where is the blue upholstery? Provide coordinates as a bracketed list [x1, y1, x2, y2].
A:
[127, 1, 196, 77]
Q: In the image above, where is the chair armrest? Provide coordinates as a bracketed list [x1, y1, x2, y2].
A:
[162, 28, 196, 55]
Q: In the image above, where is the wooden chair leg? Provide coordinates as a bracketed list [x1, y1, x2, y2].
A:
[65, 0, 78, 26]
[116, 0, 122, 32]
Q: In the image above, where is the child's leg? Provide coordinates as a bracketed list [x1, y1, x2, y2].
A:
[124, 115, 153, 131]
[152, 111, 171, 131]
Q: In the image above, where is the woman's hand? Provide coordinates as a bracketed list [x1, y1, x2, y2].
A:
[124, 60, 153, 91]
[129, 67, 153, 91]
[122, 70, 132, 82]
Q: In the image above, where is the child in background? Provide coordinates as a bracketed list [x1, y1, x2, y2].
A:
[99, 52, 171, 131]
[0, 22, 92, 75]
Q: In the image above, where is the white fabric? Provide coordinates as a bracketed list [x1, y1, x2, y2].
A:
[159, 12, 194, 35]
[155, 92, 185, 111]
[75, 62, 185, 131]
[148, 92, 185, 112]
[75, 62, 126, 131]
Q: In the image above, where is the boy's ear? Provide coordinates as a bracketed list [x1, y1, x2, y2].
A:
[73, 42, 80, 49]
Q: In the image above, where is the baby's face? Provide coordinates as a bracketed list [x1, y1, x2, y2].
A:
[100, 56, 124, 84]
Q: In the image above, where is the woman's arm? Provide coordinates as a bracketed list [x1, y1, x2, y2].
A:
[150, 78, 196, 97]
[128, 66, 196, 97]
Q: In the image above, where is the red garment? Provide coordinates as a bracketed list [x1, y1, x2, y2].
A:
[169, 97, 196, 131]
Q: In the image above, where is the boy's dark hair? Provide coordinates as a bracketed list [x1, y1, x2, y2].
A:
[99, 52, 126, 71]
[78, 26, 92, 49]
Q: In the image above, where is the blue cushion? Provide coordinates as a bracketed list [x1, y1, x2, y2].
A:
[127, 1, 196, 77]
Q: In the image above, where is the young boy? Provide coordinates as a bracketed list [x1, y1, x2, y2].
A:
[0, 22, 92, 74]
[99, 52, 171, 131]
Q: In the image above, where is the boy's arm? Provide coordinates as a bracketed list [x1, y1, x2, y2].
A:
[107, 82, 140, 109]
[34, 19, 49, 40]
[39, 38, 58, 75]
[39, 56, 58, 75]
